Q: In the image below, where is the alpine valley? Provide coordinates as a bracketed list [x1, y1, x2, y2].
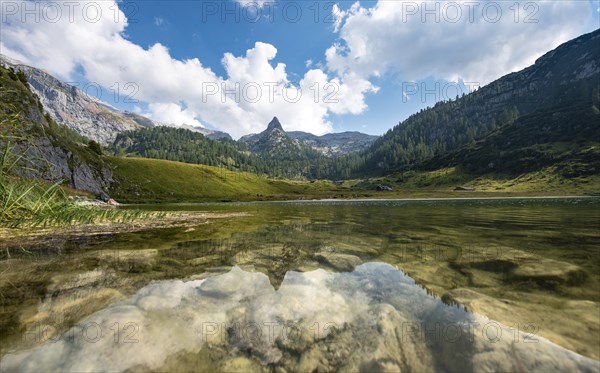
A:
[0, 29, 599, 202]
[1, 5, 600, 373]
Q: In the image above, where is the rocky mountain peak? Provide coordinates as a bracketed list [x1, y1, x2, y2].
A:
[238, 116, 378, 156]
[266, 117, 283, 132]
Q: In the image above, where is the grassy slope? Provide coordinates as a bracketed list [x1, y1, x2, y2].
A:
[108, 156, 599, 204]
[375, 166, 600, 195]
[107, 156, 346, 203]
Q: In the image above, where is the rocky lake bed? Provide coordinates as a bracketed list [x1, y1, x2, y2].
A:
[1, 197, 599, 371]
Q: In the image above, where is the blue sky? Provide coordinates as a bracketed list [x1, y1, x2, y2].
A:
[1, 0, 598, 138]
[121, 0, 389, 133]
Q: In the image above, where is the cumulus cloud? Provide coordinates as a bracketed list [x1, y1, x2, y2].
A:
[0, 0, 375, 138]
[234, 0, 274, 9]
[331, 2, 361, 33]
[1, 0, 593, 138]
[147, 103, 203, 128]
[327, 0, 594, 84]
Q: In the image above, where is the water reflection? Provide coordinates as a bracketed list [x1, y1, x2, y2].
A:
[3, 263, 598, 372]
[1, 198, 599, 365]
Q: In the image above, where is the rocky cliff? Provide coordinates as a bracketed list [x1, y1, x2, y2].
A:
[0, 55, 142, 146]
[287, 131, 378, 156]
[0, 62, 112, 195]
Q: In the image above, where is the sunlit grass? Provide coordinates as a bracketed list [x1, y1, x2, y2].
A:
[0, 113, 164, 228]
[0, 167, 164, 229]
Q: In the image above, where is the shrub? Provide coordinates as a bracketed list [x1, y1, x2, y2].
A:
[88, 140, 103, 155]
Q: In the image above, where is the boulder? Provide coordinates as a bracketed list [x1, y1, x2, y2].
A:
[314, 251, 362, 272]
[376, 184, 393, 192]
[511, 259, 588, 287]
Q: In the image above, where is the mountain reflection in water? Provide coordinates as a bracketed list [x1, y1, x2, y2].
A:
[3, 262, 598, 372]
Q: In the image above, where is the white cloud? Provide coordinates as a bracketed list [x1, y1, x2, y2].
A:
[0, 0, 375, 138]
[2, 0, 593, 139]
[332, 2, 361, 33]
[234, 0, 272, 9]
[147, 103, 203, 128]
[327, 0, 594, 84]
[154, 17, 164, 26]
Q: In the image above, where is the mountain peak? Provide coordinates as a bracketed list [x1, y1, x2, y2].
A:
[266, 117, 283, 132]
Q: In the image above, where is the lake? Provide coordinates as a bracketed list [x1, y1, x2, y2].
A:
[1, 197, 599, 372]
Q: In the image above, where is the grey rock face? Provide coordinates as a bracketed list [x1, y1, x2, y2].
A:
[71, 158, 113, 194]
[14, 137, 113, 195]
[288, 131, 378, 156]
[1, 55, 141, 146]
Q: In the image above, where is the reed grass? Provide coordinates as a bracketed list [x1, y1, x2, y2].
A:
[0, 110, 164, 228]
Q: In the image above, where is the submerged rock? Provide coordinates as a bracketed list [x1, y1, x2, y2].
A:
[447, 247, 587, 288]
[2, 263, 598, 372]
[93, 249, 158, 273]
[511, 259, 588, 287]
[314, 250, 362, 272]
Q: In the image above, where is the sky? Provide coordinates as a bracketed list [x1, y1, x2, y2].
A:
[1, 0, 598, 139]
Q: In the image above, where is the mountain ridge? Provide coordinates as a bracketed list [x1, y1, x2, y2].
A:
[340, 28, 600, 177]
[0, 55, 234, 144]
[287, 130, 378, 156]
[240, 116, 378, 156]
[1, 30, 598, 193]
[0, 56, 378, 153]
[0, 55, 142, 145]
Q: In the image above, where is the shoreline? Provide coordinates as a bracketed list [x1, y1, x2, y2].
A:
[272, 195, 598, 203]
[0, 211, 251, 248]
[1, 194, 596, 246]
[119, 194, 599, 207]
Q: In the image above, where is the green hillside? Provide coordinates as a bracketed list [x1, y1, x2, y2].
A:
[3, 31, 600, 204]
[328, 29, 600, 179]
[112, 126, 256, 170]
[107, 30, 600, 185]
[420, 94, 600, 177]
[107, 156, 344, 203]
[111, 125, 324, 179]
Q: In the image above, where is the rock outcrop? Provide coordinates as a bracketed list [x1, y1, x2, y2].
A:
[287, 130, 378, 156]
[16, 138, 113, 195]
[0, 60, 113, 194]
[0, 55, 142, 145]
